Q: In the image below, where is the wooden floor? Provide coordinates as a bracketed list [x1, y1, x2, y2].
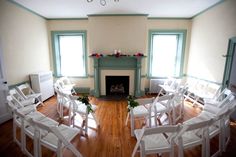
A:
[1, 95, 236, 157]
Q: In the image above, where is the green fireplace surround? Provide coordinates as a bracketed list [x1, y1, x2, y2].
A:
[92, 56, 145, 97]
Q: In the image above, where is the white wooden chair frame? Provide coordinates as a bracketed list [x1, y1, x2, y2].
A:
[132, 124, 182, 157]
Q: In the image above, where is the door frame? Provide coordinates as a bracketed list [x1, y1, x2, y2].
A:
[222, 37, 236, 89]
[0, 41, 11, 124]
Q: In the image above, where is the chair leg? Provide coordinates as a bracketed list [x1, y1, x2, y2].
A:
[85, 114, 88, 134]
[91, 113, 99, 126]
[130, 114, 135, 136]
[125, 112, 130, 126]
[140, 141, 145, 157]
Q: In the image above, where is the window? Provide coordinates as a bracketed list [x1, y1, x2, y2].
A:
[148, 30, 186, 78]
[52, 31, 87, 77]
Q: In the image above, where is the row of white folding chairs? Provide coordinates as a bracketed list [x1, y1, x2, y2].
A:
[6, 95, 83, 157]
[126, 86, 187, 136]
[183, 90, 236, 157]
[8, 83, 43, 108]
[54, 87, 99, 135]
[184, 79, 221, 107]
[54, 76, 77, 95]
[132, 98, 236, 157]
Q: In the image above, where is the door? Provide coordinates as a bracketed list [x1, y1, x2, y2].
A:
[0, 41, 11, 124]
[222, 37, 236, 89]
[222, 37, 236, 120]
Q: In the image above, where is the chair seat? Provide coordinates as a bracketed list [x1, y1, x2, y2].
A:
[182, 131, 202, 147]
[20, 98, 36, 107]
[132, 105, 149, 117]
[26, 93, 41, 99]
[41, 124, 79, 148]
[75, 103, 97, 114]
[134, 129, 171, 151]
[159, 85, 176, 94]
[153, 102, 168, 113]
[17, 105, 36, 115]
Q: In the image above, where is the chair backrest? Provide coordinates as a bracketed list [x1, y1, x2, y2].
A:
[6, 95, 24, 109]
[132, 124, 182, 157]
[16, 83, 34, 99]
[176, 119, 213, 142]
[216, 88, 232, 102]
[68, 95, 83, 112]
[33, 120, 83, 157]
[155, 94, 175, 108]
[217, 91, 234, 108]
[9, 88, 25, 102]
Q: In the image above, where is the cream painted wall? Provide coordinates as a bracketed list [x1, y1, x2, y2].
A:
[47, 19, 94, 88]
[147, 19, 192, 75]
[47, 16, 192, 92]
[146, 19, 192, 87]
[0, 0, 50, 85]
[187, 0, 236, 83]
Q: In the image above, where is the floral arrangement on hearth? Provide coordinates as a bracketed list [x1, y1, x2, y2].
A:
[77, 95, 93, 114]
[90, 50, 145, 58]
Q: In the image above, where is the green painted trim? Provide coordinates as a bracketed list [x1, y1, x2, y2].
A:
[74, 87, 90, 94]
[186, 75, 222, 85]
[7, 0, 46, 19]
[147, 29, 187, 78]
[191, 0, 225, 19]
[222, 37, 236, 88]
[92, 57, 145, 97]
[88, 14, 148, 17]
[51, 30, 88, 78]
[147, 17, 191, 20]
[8, 80, 30, 89]
[47, 18, 88, 20]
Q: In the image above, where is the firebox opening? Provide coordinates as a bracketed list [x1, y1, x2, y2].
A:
[105, 76, 129, 96]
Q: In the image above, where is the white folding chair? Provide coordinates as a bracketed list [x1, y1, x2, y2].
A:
[9, 88, 36, 108]
[69, 95, 99, 134]
[54, 88, 73, 121]
[204, 88, 232, 106]
[152, 94, 175, 126]
[33, 120, 83, 157]
[176, 119, 214, 157]
[55, 77, 76, 95]
[132, 124, 182, 157]
[171, 85, 188, 124]
[6, 95, 58, 157]
[16, 83, 44, 107]
[125, 97, 154, 136]
[158, 78, 180, 97]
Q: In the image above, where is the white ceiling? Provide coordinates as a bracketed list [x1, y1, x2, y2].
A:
[12, 0, 223, 19]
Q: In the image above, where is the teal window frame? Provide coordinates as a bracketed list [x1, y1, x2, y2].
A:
[51, 31, 88, 78]
[148, 29, 186, 78]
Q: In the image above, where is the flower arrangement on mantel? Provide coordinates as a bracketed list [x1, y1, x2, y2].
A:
[90, 50, 145, 58]
[127, 95, 139, 112]
[77, 95, 93, 114]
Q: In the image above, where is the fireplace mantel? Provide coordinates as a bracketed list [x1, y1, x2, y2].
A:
[91, 56, 145, 97]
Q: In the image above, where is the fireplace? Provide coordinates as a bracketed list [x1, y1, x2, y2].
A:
[91, 56, 145, 97]
[106, 76, 129, 96]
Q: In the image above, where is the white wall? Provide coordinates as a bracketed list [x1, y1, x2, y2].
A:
[0, 0, 50, 85]
[187, 0, 236, 83]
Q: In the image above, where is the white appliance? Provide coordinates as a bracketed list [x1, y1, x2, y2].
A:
[30, 71, 54, 101]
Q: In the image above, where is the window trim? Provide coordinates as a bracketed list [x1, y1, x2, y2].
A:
[51, 30, 88, 78]
[148, 29, 187, 78]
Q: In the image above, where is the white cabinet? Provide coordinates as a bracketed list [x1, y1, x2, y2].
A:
[30, 71, 54, 101]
